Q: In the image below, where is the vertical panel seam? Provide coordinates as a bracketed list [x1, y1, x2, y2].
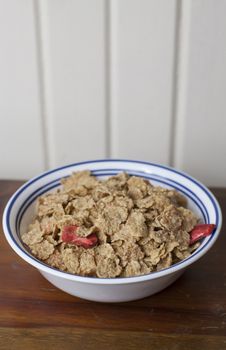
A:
[169, 0, 182, 167]
[34, 0, 56, 169]
[33, 0, 49, 170]
[105, 0, 111, 158]
[108, 0, 118, 158]
[171, 0, 191, 168]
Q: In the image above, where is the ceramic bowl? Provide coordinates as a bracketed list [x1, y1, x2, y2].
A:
[2, 160, 222, 302]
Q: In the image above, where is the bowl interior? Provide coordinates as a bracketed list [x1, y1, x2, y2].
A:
[4, 160, 221, 282]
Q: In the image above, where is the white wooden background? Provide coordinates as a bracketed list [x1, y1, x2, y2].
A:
[0, 0, 226, 186]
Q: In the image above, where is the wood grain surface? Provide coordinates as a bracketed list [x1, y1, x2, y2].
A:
[0, 181, 225, 350]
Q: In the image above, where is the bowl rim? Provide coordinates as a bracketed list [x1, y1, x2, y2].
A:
[2, 159, 222, 285]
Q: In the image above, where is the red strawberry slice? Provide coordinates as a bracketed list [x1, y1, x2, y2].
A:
[189, 224, 216, 245]
[62, 225, 98, 249]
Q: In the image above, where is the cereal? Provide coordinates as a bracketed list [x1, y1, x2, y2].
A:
[29, 240, 54, 260]
[21, 171, 207, 278]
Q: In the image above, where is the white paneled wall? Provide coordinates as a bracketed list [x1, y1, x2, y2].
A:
[0, 0, 226, 186]
[0, 0, 45, 178]
[174, 0, 226, 186]
[110, 0, 177, 164]
[41, 0, 107, 167]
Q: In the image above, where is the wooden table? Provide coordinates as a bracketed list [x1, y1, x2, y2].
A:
[0, 181, 225, 350]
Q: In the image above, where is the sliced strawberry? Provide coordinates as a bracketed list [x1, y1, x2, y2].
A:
[189, 224, 216, 245]
[70, 232, 98, 248]
[61, 225, 78, 242]
[62, 225, 98, 249]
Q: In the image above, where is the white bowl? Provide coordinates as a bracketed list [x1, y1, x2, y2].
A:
[2, 160, 222, 302]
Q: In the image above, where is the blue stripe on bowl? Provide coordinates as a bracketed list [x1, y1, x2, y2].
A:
[5, 159, 220, 281]
[16, 171, 209, 233]
[6, 159, 220, 226]
[5, 158, 219, 205]
[15, 167, 210, 231]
